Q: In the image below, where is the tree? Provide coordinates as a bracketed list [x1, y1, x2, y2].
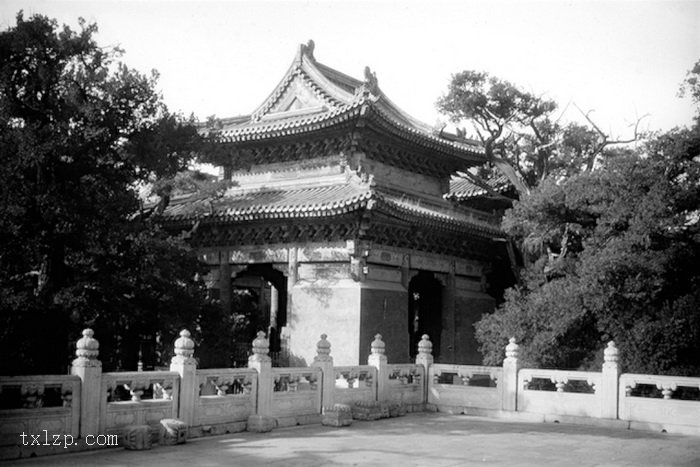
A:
[475, 121, 700, 374]
[474, 61, 700, 374]
[437, 71, 645, 197]
[0, 13, 209, 373]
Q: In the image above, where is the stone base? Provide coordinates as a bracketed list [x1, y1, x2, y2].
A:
[388, 403, 407, 418]
[188, 421, 248, 438]
[352, 402, 383, 421]
[122, 425, 152, 450]
[275, 413, 322, 428]
[159, 419, 188, 446]
[246, 415, 277, 433]
[322, 404, 353, 427]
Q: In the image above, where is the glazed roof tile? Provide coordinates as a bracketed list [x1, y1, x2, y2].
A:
[162, 182, 501, 237]
[163, 183, 371, 220]
[208, 42, 483, 159]
[446, 173, 513, 200]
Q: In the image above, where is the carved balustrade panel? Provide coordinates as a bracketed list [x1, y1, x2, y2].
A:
[0, 375, 81, 443]
[197, 369, 256, 397]
[333, 365, 377, 406]
[102, 371, 179, 402]
[427, 364, 502, 410]
[519, 369, 600, 394]
[619, 374, 700, 428]
[271, 368, 323, 418]
[100, 371, 180, 434]
[194, 369, 258, 426]
[430, 364, 501, 387]
[517, 369, 602, 418]
[387, 364, 425, 406]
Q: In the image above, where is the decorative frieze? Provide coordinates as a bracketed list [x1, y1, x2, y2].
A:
[193, 220, 361, 249]
[366, 248, 404, 266]
[364, 221, 493, 260]
[455, 260, 484, 277]
[297, 242, 351, 262]
[356, 135, 456, 179]
[229, 246, 288, 263]
[297, 263, 351, 282]
[228, 135, 354, 167]
[365, 265, 402, 283]
[410, 255, 451, 273]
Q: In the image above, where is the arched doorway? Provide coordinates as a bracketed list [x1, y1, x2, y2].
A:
[231, 264, 288, 365]
[408, 271, 443, 360]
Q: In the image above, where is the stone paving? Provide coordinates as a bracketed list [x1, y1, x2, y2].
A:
[7, 412, 700, 466]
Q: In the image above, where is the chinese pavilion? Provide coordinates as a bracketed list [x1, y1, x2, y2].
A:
[162, 41, 508, 365]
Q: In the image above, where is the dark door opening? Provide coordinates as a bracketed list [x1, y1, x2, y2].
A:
[408, 271, 443, 360]
[232, 264, 288, 365]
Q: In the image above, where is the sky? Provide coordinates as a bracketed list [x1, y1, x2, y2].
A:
[1, 0, 699, 138]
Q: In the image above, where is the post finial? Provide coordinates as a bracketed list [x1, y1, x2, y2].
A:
[316, 334, 331, 357]
[174, 329, 195, 360]
[505, 337, 519, 361]
[371, 334, 385, 356]
[604, 340, 618, 364]
[75, 328, 99, 360]
[250, 331, 271, 363]
[418, 334, 433, 356]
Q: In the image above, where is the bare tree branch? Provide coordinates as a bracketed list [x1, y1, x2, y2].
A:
[574, 103, 648, 171]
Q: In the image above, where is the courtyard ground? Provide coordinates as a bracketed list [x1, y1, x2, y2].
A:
[7, 412, 700, 466]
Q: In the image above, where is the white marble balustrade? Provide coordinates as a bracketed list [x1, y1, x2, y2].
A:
[194, 368, 257, 427]
[619, 373, 700, 429]
[99, 371, 179, 435]
[428, 364, 503, 411]
[0, 375, 80, 445]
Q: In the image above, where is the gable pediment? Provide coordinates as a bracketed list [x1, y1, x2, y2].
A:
[254, 72, 338, 121]
[271, 74, 327, 112]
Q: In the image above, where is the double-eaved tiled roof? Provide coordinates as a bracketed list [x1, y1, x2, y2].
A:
[163, 42, 504, 240]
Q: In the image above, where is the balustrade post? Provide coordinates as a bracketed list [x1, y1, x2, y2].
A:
[312, 334, 335, 408]
[502, 337, 519, 412]
[415, 334, 433, 405]
[71, 328, 102, 437]
[368, 334, 388, 402]
[169, 330, 197, 426]
[600, 341, 619, 419]
[247, 331, 276, 432]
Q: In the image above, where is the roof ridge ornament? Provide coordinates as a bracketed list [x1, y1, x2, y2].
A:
[299, 39, 316, 62]
[363, 66, 379, 95]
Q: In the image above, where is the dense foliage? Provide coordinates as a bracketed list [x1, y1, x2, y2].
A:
[475, 123, 700, 374]
[0, 13, 210, 373]
[440, 61, 700, 376]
